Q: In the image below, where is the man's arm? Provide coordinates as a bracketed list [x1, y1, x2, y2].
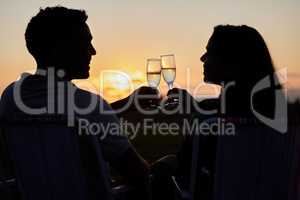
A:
[110, 86, 161, 111]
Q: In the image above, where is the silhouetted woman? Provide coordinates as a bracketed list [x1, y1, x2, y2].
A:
[159, 25, 286, 200]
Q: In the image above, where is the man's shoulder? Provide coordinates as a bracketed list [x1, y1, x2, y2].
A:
[0, 82, 17, 106]
[0, 82, 17, 118]
[73, 86, 108, 105]
[1, 82, 16, 98]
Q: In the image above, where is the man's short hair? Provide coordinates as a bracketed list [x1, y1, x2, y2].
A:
[25, 6, 88, 61]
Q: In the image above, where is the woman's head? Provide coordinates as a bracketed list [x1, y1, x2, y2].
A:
[201, 25, 275, 88]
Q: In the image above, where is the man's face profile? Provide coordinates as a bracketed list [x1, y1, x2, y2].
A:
[56, 23, 96, 79]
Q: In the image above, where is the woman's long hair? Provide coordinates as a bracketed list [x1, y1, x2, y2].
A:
[211, 25, 282, 117]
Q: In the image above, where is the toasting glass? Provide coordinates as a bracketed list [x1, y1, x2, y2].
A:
[161, 54, 176, 90]
[147, 58, 161, 88]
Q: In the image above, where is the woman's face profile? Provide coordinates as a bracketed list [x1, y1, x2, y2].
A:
[200, 34, 236, 85]
[200, 36, 224, 85]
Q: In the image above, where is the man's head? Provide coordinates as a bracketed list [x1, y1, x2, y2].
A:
[25, 6, 96, 79]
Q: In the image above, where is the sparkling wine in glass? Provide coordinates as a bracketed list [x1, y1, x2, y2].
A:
[146, 58, 161, 108]
[161, 54, 176, 90]
[147, 59, 161, 88]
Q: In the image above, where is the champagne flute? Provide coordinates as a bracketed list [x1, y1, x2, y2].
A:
[161, 54, 177, 105]
[161, 54, 176, 90]
[147, 58, 161, 88]
[146, 58, 161, 108]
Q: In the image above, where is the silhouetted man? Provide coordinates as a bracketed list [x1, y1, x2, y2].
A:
[0, 6, 149, 200]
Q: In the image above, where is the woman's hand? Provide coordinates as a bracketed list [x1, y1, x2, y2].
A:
[166, 88, 197, 111]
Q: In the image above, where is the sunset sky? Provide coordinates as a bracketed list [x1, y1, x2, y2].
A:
[0, 0, 299, 103]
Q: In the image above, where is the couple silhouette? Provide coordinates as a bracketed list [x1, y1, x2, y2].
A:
[0, 6, 291, 200]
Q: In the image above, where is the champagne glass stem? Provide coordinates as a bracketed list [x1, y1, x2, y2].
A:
[168, 82, 173, 90]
